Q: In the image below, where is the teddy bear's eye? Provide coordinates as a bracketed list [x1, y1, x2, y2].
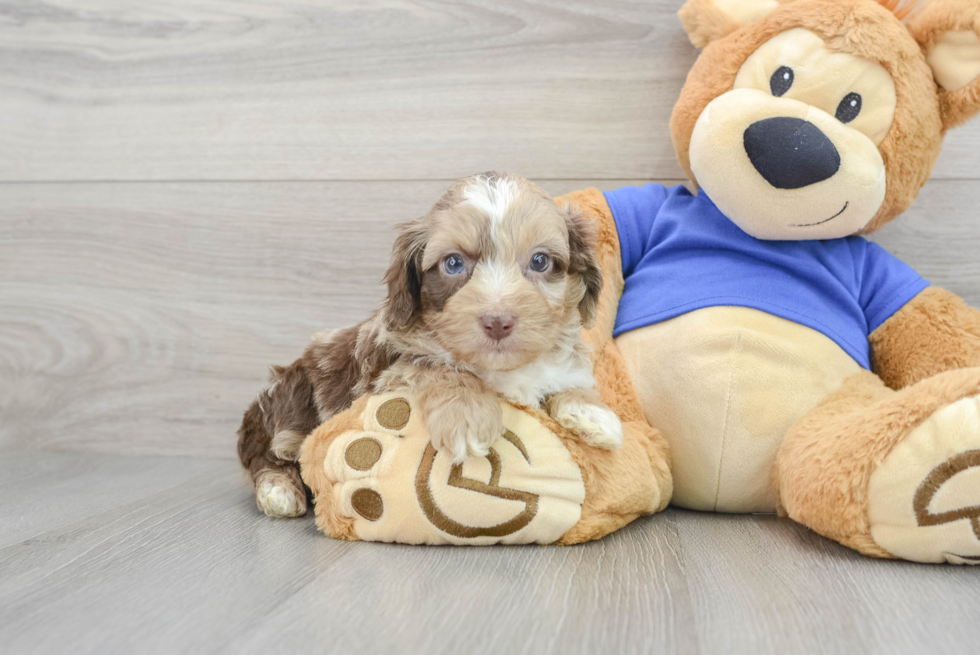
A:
[770, 66, 794, 97]
[836, 93, 863, 124]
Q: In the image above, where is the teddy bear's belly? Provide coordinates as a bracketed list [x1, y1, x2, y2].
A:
[616, 306, 863, 513]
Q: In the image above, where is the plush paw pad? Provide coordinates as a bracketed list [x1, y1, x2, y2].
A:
[255, 472, 307, 518]
[555, 403, 624, 450]
[318, 394, 586, 545]
[868, 394, 980, 564]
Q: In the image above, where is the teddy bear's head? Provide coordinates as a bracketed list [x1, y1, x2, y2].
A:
[671, 0, 980, 240]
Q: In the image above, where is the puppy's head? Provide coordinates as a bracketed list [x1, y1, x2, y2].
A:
[382, 172, 601, 372]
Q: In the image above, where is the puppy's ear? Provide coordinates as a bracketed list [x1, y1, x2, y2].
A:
[564, 205, 603, 329]
[678, 0, 781, 49]
[382, 218, 428, 332]
[907, 0, 980, 130]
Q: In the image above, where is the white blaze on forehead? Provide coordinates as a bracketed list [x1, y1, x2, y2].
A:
[474, 258, 523, 301]
[462, 176, 519, 225]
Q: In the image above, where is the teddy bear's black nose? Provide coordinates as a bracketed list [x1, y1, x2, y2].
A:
[744, 117, 841, 189]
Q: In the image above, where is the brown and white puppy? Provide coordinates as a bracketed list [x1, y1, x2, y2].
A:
[237, 172, 623, 518]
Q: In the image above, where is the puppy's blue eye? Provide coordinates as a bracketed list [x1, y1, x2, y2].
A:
[529, 253, 551, 273]
[443, 254, 465, 275]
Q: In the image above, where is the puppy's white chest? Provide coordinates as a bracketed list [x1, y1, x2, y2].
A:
[481, 354, 596, 408]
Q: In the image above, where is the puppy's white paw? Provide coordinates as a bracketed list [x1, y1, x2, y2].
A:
[255, 471, 307, 518]
[555, 402, 624, 450]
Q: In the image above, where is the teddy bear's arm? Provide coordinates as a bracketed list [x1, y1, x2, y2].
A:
[553, 189, 654, 427]
[870, 287, 980, 390]
[555, 189, 624, 353]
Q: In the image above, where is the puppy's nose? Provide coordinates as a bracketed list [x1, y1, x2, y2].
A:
[480, 314, 515, 341]
[744, 117, 840, 189]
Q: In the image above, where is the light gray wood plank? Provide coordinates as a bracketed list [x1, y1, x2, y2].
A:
[0, 0, 694, 182]
[1, 179, 978, 456]
[0, 449, 225, 548]
[221, 513, 697, 655]
[674, 512, 980, 655]
[0, 458, 352, 655]
[0, 453, 976, 655]
[870, 180, 980, 295]
[3, 0, 975, 182]
[0, 455, 683, 655]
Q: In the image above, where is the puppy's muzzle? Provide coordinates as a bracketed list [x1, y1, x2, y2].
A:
[481, 314, 516, 342]
[744, 117, 841, 189]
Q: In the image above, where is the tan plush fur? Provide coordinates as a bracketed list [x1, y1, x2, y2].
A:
[557, 188, 625, 354]
[300, 399, 365, 541]
[502, 403, 669, 544]
[871, 287, 980, 390]
[650, 0, 980, 562]
[671, 0, 947, 233]
[678, 0, 747, 48]
[776, 368, 980, 558]
[556, 188, 670, 456]
[907, 0, 980, 129]
[554, 189, 673, 541]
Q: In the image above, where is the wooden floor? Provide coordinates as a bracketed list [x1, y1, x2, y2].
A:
[1, 451, 978, 655]
[1, 1, 979, 653]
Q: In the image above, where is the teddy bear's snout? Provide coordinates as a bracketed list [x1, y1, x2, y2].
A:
[744, 116, 841, 190]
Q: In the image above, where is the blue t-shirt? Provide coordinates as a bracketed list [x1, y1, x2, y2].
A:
[605, 184, 929, 369]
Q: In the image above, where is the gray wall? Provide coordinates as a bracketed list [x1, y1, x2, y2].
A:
[2, 0, 978, 456]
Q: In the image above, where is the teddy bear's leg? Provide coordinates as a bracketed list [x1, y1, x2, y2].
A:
[301, 394, 596, 545]
[776, 368, 980, 564]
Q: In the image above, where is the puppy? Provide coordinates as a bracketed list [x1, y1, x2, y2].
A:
[238, 172, 623, 518]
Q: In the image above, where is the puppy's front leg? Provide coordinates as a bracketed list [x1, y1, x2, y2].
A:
[546, 388, 624, 450]
[411, 368, 503, 464]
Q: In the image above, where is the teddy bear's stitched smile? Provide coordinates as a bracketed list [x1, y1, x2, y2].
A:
[793, 201, 849, 227]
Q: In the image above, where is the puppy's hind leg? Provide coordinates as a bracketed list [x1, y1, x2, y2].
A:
[238, 362, 320, 518]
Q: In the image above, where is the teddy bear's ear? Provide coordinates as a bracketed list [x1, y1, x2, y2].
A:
[678, 0, 782, 48]
[906, 0, 980, 130]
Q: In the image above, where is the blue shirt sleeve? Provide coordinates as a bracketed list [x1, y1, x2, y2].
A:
[604, 184, 669, 277]
[858, 241, 930, 334]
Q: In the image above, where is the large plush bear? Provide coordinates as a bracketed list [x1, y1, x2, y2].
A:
[301, 0, 980, 563]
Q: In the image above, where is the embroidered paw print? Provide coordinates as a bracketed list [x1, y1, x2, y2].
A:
[345, 439, 384, 520]
[341, 397, 412, 523]
[868, 394, 980, 565]
[913, 449, 980, 564]
[320, 393, 587, 545]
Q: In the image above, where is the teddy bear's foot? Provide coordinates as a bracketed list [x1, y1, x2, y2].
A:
[255, 469, 307, 518]
[868, 394, 980, 565]
[301, 394, 587, 545]
[778, 368, 980, 564]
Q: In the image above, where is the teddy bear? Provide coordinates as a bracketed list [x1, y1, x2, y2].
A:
[301, 0, 980, 563]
